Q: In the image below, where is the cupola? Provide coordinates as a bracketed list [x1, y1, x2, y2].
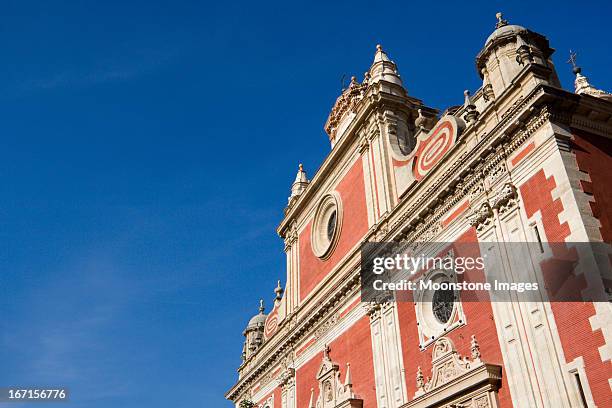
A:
[242, 300, 266, 361]
[476, 12, 560, 99]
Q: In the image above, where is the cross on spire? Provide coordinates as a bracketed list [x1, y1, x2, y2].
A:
[323, 344, 331, 359]
[567, 50, 577, 67]
[567, 50, 582, 74]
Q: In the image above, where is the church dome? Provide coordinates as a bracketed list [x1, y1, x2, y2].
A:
[245, 299, 267, 332]
[485, 24, 527, 45]
[246, 313, 266, 330]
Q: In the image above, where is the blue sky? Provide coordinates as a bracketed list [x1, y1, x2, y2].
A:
[0, 1, 610, 407]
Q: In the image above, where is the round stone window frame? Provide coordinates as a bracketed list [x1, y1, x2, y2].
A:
[311, 192, 343, 259]
[415, 268, 466, 349]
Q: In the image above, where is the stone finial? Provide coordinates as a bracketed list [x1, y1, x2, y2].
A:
[495, 12, 508, 28]
[363, 71, 371, 84]
[463, 90, 474, 107]
[344, 363, 353, 387]
[308, 388, 316, 408]
[288, 163, 309, 203]
[258, 299, 265, 314]
[374, 44, 389, 62]
[368, 43, 403, 87]
[463, 90, 480, 123]
[274, 279, 284, 301]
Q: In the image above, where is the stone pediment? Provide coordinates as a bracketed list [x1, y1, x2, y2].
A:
[405, 336, 502, 408]
[317, 356, 339, 380]
[426, 337, 475, 391]
[309, 345, 363, 408]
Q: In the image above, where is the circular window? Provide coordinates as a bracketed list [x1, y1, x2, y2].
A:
[312, 193, 342, 259]
[414, 269, 464, 348]
[432, 282, 454, 324]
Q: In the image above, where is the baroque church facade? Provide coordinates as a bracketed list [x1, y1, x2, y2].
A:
[226, 14, 612, 408]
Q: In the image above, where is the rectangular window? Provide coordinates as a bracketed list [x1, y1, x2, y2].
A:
[573, 372, 588, 408]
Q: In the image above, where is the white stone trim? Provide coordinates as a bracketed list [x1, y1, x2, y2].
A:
[368, 303, 408, 408]
[566, 357, 597, 408]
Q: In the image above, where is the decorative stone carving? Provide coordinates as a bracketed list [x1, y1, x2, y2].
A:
[364, 297, 396, 322]
[416, 366, 425, 393]
[468, 180, 486, 201]
[277, 353, 295, 390]
[415, 337, 474, 397]
[406, 336, 501, 408]
[414, 109, 433, 132]
[239, 399, 255, 408]
[467, 202, 494, 232]
[310, 345, 363, 408]
[325, 77, 367, 139]
[357, 137, 369, 154]
[278, 367, 295, 389]
[313, 312, 339, 340]
[482, 83, 495, 102]
[490, 183, 518, 214]
[484, 159, 507, 187]
[515, 35, 534, 66]
[475, 396, 491, 408]
[363, 301, 382, 319]
[284, 221, 298, 250]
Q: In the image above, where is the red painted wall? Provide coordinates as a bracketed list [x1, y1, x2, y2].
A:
[571, 129, 612, 243]
[299, 159, 368, 301]
[520, 168, 612, 407]
[296, 316, 376, 407]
